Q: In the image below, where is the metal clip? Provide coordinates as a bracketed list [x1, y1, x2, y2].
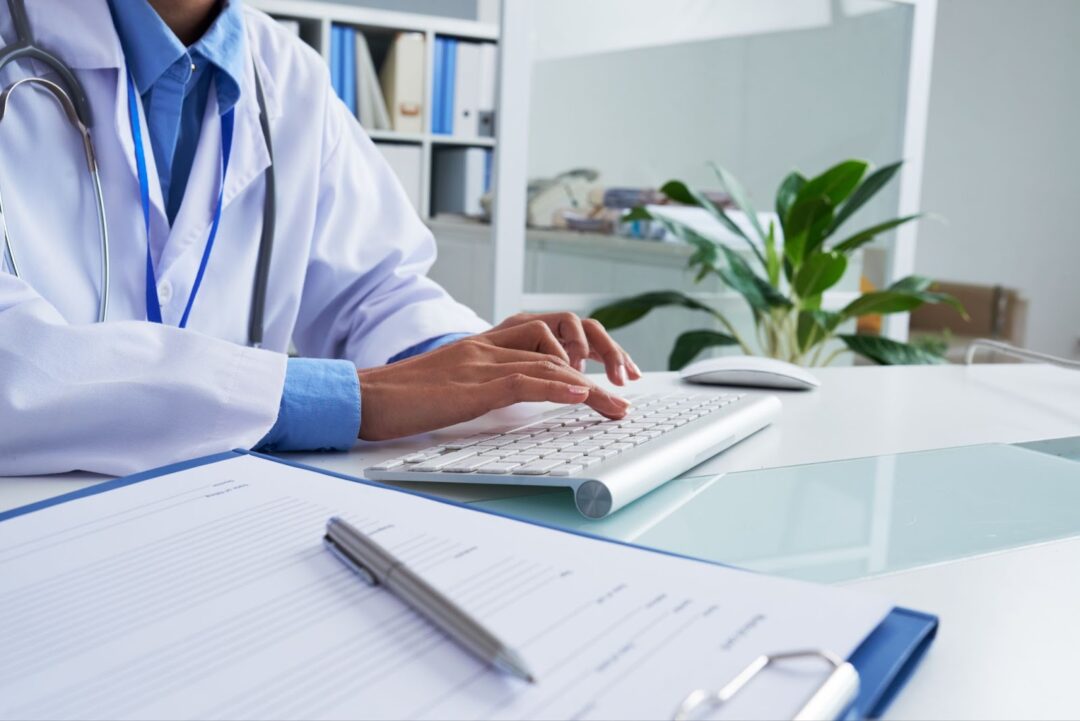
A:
[672, 649, 860, 721]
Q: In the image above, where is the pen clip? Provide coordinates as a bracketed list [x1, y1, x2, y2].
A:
[323, 534, 378, 586]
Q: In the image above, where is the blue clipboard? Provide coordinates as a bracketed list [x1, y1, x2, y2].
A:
[0, 450, 937, 719]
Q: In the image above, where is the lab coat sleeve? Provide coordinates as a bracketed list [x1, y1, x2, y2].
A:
[0, 275, 287, 476]
[290, 98, 490, 370]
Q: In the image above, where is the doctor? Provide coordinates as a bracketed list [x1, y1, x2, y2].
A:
[0, 0, 639, 476]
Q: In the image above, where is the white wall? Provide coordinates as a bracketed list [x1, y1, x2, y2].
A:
[916, 0, 1080, 360]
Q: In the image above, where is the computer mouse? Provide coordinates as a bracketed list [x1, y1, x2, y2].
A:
[679, 356, 821, 391]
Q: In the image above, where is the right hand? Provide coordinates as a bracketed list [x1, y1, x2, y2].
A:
[356, 322, 632, 441]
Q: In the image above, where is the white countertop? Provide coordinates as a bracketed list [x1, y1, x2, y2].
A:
[3, 363, 1080, 718]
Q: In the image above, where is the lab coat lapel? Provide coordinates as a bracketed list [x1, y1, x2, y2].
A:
[157, 53, 273, 281]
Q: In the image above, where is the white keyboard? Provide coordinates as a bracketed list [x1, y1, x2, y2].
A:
[366, 391, 781, 519]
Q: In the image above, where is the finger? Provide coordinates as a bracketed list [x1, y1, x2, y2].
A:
[492, 374, 630, 419]
[480, 320, 571, 363]
[487, 375, 593, 408]
[455, 338, 572, 368]
[475, 360, 583, 383]
[623, 350, 642, 380]
[547, 312, 590, 372]
[582, 319, 630, 386]
[480, 361, 630, 419]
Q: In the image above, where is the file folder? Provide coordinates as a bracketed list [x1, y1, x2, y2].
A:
[0, 450, 936, 719]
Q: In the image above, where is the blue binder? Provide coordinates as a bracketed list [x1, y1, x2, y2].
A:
[433, 36, 447, 134]
[0, 450, 937, 719]
[329, 24, 343, 101]
[341, 27, 357, 116]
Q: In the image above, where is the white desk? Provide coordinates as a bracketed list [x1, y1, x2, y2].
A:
[3, 363, 1080, 719]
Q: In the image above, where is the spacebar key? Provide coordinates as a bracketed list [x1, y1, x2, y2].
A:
[512, 460, 564, 475]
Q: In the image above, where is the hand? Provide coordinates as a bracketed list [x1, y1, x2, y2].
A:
[357, 321, 632, 441]
[488, 312, 642, 386]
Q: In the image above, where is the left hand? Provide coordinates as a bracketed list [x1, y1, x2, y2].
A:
[487, 312, 642, 386]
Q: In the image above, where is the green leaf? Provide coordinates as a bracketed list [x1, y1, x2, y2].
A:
[841, 275, 969, 321]
[796, 310, 843, 353]
[776, 171, 807, 224]
[648, 215, 722, 279]
[793, 251, 848, 299]
[659, 180, 698, 206]
[784, 194, 834, 264]
[659, 180, 767, 268]
[841, 291, 925, 318]
[832, 214, 921, 254]
[839, 334, 947, 366]
[889, 275, 934, 293]
[590, 291, 720, 330]
[829, 160, 903, 234]
[668, 330, 739, 370]
[622, 206, 653, 222]
[717, 245, 792, 313]
[886, 276, 968, 317]
[795, 160, 869, 209]
[764, 220, 781, 286]
[710, 162, 767, 243]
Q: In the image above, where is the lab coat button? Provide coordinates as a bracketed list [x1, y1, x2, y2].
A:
[157, 281, 172, 303]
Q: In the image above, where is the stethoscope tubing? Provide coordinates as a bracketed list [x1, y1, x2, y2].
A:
[0, 0, 274, 345]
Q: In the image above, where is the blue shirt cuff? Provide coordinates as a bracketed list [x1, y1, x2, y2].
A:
[388, 332, 471, 364]
[257, 358, 360, 453]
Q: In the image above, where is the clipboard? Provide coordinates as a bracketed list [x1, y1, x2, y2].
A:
[0, 450, 937, 720]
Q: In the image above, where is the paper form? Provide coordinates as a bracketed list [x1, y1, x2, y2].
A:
[0, 455, 891, 720]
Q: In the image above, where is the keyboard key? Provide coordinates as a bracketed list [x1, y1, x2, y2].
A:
[588, 448, 620, 459]
[411, 449, 479, 472]
[402, 450, 441, 463]
[532, 431, 569, 442]
[570, 439, 611, 450]
[547, 450, 584, 461]
[500, 454, 541, 464]
[443, 460, 486, 473]
[504, 441, 539, 452]
[442, 435, 494, 450]
[512, 460, 565, 475]
[550, 464, 584, 477]
[369, 458, 407, 471]
[475, 462, 521, 474]
[609, 442, 634, 452]
[477, 437, 517, 447]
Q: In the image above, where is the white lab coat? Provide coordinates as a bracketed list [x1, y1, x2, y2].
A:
[0, 0, 488, 476]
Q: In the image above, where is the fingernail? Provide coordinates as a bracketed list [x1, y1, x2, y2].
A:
[568, 385, 590, 395]
[630, 359, 642, 376]
[577, 359, 587, 373]
[617, 364, 628, 385]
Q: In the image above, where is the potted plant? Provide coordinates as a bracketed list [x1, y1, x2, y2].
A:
[591, 160, 966, 369]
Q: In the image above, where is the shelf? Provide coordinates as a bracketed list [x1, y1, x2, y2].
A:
[367, 130, 425, 144]
[251, 0, 498, 41]
[431, 136, 497, 148]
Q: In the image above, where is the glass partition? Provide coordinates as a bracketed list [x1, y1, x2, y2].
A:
[521, 0, 915, 369]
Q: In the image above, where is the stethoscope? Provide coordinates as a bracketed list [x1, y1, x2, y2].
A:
[0, 0, 275, 347]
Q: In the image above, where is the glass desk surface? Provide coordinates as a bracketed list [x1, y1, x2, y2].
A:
[464, 439, 1080, 584]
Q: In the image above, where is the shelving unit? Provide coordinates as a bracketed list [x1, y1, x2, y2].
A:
[249, 0, 500, 218]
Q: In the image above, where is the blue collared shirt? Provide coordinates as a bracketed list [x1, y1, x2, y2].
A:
[108, 1, 469, 452]
[108, 0, 244, 225]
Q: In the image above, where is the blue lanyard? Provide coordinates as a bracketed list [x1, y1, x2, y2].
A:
[125, 73, 234, 328]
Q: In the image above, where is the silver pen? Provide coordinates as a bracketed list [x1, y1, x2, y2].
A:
[323, 516, 537, 683]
